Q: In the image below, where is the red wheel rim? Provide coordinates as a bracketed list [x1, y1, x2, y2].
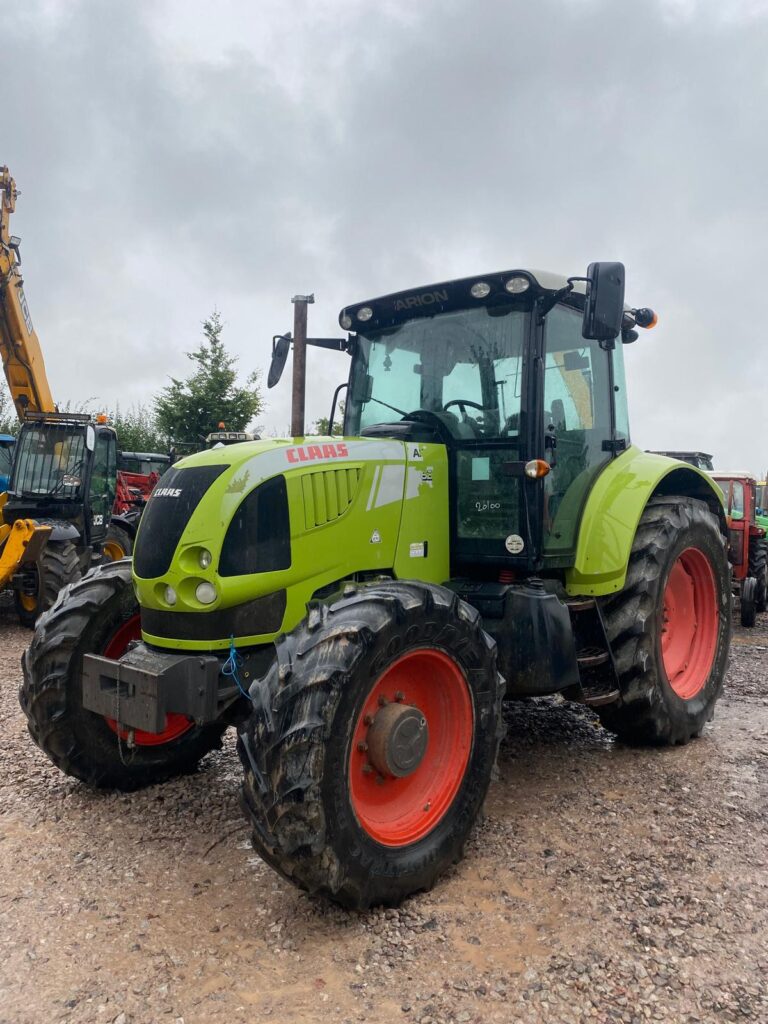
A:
[349, 649, 473, 847]
[103, 614, 193, 746]
[661, 547, 719, 700]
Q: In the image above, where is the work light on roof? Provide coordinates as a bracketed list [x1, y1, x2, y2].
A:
[357, 307, 373, 322]
[505, 276, 530, 294]
[470, 281, 491, 299]
[340, 314, 352, 330]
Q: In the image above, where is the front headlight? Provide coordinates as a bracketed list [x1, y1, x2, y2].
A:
[195, 581, 217, 605]
[198, 548, 212, 569]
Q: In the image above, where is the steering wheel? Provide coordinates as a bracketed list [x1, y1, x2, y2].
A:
[443, 399, 484, 417]
[442, 398, 486, 437]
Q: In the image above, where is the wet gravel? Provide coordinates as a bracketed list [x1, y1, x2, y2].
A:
[1, 603, 766, 1024]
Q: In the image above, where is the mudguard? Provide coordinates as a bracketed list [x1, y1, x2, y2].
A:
[566, 446, 726, 597]
[38, 520, 80, 543]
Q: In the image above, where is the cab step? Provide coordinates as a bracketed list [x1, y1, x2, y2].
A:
[576, 646, 610, 668]
[580, 684, 620, 707]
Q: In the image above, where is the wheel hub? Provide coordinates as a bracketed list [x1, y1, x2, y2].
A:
[366, 702, 429, 778]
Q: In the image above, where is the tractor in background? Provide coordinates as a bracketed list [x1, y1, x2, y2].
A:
[711, 472, 767, 627]
[650, 451, 714, 471]
[22, 262, 731, 909]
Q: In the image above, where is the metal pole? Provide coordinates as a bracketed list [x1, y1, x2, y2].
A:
[291, 293, 314, 437]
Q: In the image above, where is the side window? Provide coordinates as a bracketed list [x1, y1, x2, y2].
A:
[542, 304, 612, 559]
[731, 481, 744, 520]
[89, 434, 110, 500]
[612, 345, 630, 442]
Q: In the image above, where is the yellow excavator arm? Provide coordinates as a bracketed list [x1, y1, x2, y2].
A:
[0, 166, 55, 416]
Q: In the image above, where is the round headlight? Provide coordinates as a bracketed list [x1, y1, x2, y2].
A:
[470, 281, 491, 299]
[357, 306, 373, 322]
[195, 581, 217, 605]
[505, 276, 530, 294]
[164, 585, 177, 606]
[198, 548, 212, 569]
[340, 314, 352, 330]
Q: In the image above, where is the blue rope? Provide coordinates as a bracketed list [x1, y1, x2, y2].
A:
[222, 635, 253, 702]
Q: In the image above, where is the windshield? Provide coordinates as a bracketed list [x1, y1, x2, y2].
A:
[11, 426, 87, 498]
[347, 306, 527, 439]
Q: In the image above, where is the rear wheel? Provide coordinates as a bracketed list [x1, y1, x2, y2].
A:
[14, 540, 81, 628]
[20, 559, 226, 790]
[238, 581, 505, 909]
[740, 576, 757, 628]
[748, 539, 767, 614]
[102, 523, 133, 562]
[597, 496, 730, 745]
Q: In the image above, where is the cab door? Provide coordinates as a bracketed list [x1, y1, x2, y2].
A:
[87, 429, 117, 543]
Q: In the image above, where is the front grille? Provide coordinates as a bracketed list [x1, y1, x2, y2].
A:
[141, 591, 287, 641]
[133, 465, 227, 579]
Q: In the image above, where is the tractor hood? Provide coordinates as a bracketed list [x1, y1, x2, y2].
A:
[132, 436, 449, 651]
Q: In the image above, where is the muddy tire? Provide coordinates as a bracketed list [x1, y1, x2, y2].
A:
[597, 496, 730, 745]
[20, 559, 226, 790]
[748, 539, 767, 614]
[238, 581, 505, 909]
[103, 523, 133, 561]
[740, 576, 757, 628]
[14, 539, 81, 628]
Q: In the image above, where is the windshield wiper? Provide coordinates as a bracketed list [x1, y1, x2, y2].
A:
[367, 396, 410, 418]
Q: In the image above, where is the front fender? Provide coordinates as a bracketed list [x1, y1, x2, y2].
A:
[566, 446, 726, 597]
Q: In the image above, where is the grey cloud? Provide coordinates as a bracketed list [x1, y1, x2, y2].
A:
[3, 0, 768, 463]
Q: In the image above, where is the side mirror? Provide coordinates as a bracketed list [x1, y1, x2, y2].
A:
[582, 262, 625, 342]
[268, 334, 291, 389]
[85, 425, 95, 451]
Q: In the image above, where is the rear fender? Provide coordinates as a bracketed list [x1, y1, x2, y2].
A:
[566, 447, 726, 596]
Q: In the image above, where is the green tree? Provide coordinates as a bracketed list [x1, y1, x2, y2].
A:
[312, 401, 345, 436]
[109, 403, 168, 453]
[154, 311, 263, 443]
[0, 380, 19, 436]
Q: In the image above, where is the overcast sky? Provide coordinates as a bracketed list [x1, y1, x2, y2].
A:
[4, 0, 768, 467]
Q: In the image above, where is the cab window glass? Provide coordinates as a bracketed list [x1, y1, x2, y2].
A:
[89, 434, 110, 499]
[731, 481, 744, 519]
[542, 304, 612, 559]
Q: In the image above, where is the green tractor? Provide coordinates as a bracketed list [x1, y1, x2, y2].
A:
[21, 263, 731, 909]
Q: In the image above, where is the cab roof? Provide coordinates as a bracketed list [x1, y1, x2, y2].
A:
[339, 268, 591, 333]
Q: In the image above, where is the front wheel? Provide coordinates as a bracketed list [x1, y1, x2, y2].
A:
[238, 581, 505, 909]
[14, 539, 81, 628]
[20, 559, 226, 790]
[597, 496, 730, 745]
[102, 523, 133, 562]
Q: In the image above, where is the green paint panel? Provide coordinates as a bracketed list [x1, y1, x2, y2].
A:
[135, 437, 411, 651]
[566, 445, 726, 597]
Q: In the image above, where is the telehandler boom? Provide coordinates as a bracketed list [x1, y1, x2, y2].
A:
[0, 166, 135, 624]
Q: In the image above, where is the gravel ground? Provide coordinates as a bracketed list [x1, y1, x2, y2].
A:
[1, 604, 766, 1024]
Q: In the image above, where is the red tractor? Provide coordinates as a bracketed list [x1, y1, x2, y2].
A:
[712, 472, 767, 626]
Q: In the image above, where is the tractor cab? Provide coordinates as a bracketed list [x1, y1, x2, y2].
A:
[711, 471, 767, 625]
[0, 433, 14, 492]
[5, 412, 117, 547]
[342, 267, 632, 573]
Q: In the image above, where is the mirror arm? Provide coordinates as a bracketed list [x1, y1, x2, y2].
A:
[306, 336, 354, 352]
[537, 283, 574, 321]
